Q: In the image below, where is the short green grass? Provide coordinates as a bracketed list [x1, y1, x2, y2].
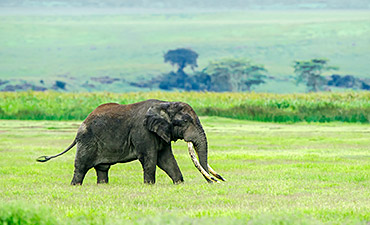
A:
[0, 117, 369, 224]
[1, 10, 369, 92]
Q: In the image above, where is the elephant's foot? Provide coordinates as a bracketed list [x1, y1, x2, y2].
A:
[144, 180, 155, 185]
[173, 180, 184, 185]
[97, 179, 109, 184]
[71, 169, 87, 185]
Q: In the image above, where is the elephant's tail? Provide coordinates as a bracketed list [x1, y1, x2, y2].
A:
[36, 139, 77, 162]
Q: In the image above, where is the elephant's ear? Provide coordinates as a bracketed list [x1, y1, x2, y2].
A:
[144, 103, 172, 143]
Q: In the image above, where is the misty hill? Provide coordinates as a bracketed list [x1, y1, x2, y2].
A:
[0, 8, 369, 93]
[1, 0, 370, 10]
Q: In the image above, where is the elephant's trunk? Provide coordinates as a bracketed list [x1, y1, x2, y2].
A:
[193, 132, 209, 172]
[185, 124, 225, 183]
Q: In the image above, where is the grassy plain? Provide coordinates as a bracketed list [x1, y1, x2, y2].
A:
[0, 118, 369, 224]
[1, 10, 370, 92]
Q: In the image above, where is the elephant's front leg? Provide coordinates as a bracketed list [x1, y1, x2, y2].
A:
[157, 145, 184, 184]
[138, 148, 158, 184]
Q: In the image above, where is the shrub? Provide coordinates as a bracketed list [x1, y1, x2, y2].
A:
[0, 202, 58, 225]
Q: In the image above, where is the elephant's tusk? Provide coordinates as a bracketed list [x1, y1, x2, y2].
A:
[208, 165, 226, 182]
[186, 143, 225, 182]
[187, 142, 219, 183]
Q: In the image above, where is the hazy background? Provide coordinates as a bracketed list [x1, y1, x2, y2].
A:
[1, 0, 370, 9]
[0, 0, 369, 92]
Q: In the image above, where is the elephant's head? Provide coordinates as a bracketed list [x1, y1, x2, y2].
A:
[144, 101, 225, 183]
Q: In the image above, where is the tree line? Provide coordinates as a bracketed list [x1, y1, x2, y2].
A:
[133, 48, 367, 93]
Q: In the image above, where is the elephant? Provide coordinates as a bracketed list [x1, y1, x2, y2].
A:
[37, 99, 225, 185]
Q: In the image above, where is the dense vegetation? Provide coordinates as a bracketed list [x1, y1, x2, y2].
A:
[1, 119, 369, 224]
[1, 91, 370, 123]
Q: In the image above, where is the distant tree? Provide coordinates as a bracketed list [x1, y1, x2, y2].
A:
[159, 71, 190, 90]
[190, 71, 212, 91]
[203, 58, 267, 92]
[158, 70, 211, 91]
[159, 48, 199, 90]
[294, 58, 338, 92]
[164, 48, 198, 73]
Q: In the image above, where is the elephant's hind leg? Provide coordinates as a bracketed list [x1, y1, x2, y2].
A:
[71, 166, 89, 185]
[71, 142, 96, 185]
[94, 164, 111, 184]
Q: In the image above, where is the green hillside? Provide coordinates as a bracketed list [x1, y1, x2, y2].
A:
[0, 10, 369, 92]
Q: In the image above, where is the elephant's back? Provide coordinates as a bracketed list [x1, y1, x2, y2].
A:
[82, 99, 165, 128]
[78, 103, 134, 145]
[89, 103, 122, 116]
[84, 103, 130, 121]
[83, 101, 152, 126]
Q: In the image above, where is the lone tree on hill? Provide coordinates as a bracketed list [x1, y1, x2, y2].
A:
[294, 58, 338, 92]
[204, 58, 267, 92]
[164, 48, 198, 73]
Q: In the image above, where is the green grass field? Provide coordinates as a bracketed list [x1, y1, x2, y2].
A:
[1, 10, 369, 92]
[1, 118, 369, 224]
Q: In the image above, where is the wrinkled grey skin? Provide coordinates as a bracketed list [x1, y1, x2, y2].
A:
[39, 99, 210, 185]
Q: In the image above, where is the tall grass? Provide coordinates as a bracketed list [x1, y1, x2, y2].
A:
[1, 91, 370, 123]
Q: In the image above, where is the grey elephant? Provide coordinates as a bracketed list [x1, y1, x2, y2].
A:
[37, 99, 225, 185]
